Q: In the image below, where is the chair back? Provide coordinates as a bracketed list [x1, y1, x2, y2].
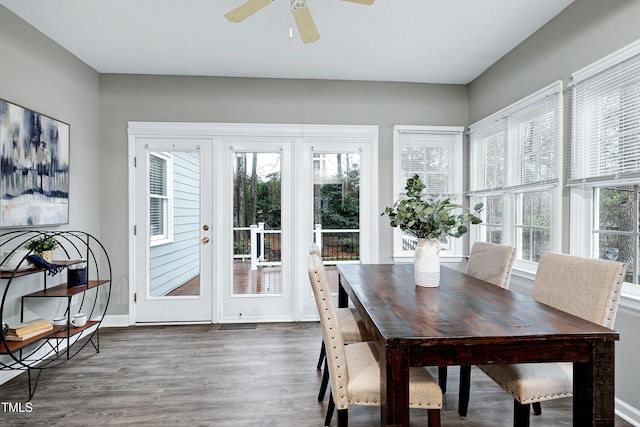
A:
[308, 252, 350, 408]
[533, 252, 626, 328]
[466, 242, 517, 289]
[309, 243, 321, 256]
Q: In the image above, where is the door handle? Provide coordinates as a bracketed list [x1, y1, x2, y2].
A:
[202, 237, 210, 244]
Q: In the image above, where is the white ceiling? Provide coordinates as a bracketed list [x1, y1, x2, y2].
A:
[0, 0, 574, 84]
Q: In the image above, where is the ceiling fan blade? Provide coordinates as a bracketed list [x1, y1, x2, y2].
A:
[291, 0, 320, 44]
[342, 0, 374, 4]
[225, 0, 273, 23]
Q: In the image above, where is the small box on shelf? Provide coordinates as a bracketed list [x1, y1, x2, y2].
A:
[67, 262, 87, 288]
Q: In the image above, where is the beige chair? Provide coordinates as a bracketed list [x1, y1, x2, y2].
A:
[310, 244, 371, 402]
[308, 251, 442, 427]
[449, 242, 516, 412]
[463, 252, 625, 427]
[466, 241, 517, 289]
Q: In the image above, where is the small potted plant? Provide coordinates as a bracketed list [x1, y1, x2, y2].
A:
[382, 175, 483, 287]
[25, 235, 59, 263]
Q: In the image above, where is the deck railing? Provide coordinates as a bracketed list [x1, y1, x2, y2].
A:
[233, 223, 360, 270]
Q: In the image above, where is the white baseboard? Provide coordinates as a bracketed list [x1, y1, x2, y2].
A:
[616, 398, 640, 426]
[0, 370, 21, 386]
[99, 314, 130, 328]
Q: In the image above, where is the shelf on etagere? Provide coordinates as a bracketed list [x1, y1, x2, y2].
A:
[0, 326, 65, 354]
[0, 260, 86, 280]
[48, 320, 100, 339]
[22, 280, 110, 298]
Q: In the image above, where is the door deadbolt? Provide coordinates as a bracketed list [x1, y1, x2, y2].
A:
[202, 225, 209, 231]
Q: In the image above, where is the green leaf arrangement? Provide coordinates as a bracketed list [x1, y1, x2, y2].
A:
[24, 235, 59, 252]
[382, 175, 483, 240]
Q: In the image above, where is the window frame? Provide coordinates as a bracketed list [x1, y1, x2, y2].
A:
[391, 125, 465, 261]
[569, 39, 640, 299]
[469, 81, 563, 274]
[149, 151, 174, 247]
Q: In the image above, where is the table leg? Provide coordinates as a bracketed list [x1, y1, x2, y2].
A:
[338, 274, 348, 308]
[573, 340, 615, 427]
[379, 343, 410, 426]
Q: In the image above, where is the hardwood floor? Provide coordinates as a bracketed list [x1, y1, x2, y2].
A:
[0, 322, 633, 426]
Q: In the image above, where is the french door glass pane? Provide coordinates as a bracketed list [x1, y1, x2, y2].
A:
[233, 152, 282, 295]
[149, 151, 200, 297]
[313, 152, 360, 293]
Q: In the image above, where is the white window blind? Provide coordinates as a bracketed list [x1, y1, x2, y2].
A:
[470, 119, 507, 192]
[572, 45, 640, 182]
[509, 95, 560, 187]
[470, 81, 562, 193]
[397, 130, 461, 196]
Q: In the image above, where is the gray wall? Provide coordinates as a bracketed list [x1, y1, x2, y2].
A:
[468, 0, 640, 415]
[0, 6, 102, 384]
[100, 74, 469, 314]
[0, 7, 101, 235]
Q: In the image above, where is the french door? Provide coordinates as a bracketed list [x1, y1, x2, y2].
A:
[129, 123, 378, 324]
[297, 140, 377, 320]
[132, 137, 214, 323]
[218, 141, 294, 322]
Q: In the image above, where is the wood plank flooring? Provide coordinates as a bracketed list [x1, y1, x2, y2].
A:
[0, 322, 633, 426]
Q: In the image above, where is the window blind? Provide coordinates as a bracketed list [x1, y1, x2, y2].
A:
[469, 119, 507, 192]
[572, 49, 640, 182]
[149, 154, 167, 237]
[398, 132, 459, 195]
[509, 94, 560, 186]
[469, 81, 562, 194]
[149, 155, 166, 196]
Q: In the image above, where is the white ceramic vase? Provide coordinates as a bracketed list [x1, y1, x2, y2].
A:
[414, 238, 440, 287]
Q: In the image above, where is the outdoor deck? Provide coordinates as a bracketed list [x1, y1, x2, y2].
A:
[166, 260, 339, 296]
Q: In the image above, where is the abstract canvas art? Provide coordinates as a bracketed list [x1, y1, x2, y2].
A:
[0, 99, 69, 227]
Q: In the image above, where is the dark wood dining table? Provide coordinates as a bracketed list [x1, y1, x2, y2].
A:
[337, 263, 619, 427]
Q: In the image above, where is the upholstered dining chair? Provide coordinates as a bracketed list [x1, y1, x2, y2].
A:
[461, 252, 625, 427]
[308, 251, 442, 427]
[309, 244, 371, 402]
[439, 242, 517, 394]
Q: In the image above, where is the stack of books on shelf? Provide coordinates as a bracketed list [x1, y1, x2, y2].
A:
[4, 318, 53, 341]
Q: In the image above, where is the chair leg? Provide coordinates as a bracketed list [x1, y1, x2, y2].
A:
[318, 359, 329, 401]
[513, 400, 531, 427]
[532, 401, 542, 415]
[317, 340, 326, 370]
[457, 365, 472, 417]
[428, 409, 441, 427]
[438, 366, 448, 393]
[325, 390, 335, 427]
[336, 409, 348, 427]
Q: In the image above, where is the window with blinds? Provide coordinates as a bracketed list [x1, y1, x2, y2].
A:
[569, 39, 640, 285]
[149, 153, 169, 240]
[392, 125, 464, 258]
[571, 43, 640, 182]
[469, 81, 562, 262]
[470, 81, 562, 194]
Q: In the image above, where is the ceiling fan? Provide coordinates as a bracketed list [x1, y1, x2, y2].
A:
[224, 0, 374, 44]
